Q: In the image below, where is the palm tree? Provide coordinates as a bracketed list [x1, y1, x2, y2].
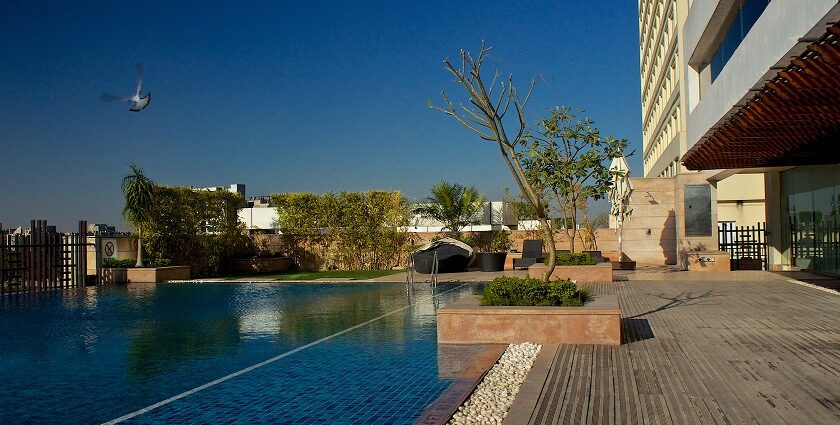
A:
[413, 182, 485, 237]
[122, 164, 155, 267]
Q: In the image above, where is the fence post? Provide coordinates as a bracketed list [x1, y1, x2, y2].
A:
[0, 223, 4, 296]
[78, 221, 87, 287]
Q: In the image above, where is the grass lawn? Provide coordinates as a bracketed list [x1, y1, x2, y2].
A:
[223, 269, 404, 281]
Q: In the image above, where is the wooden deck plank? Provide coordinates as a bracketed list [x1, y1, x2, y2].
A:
[530, 345, 573, 425]
[558, 345, 593, 425]
[586, 344, 614, 425]
[513, 273, 840, 425]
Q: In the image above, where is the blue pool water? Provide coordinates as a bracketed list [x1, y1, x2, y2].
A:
[0, 282, 482, 424]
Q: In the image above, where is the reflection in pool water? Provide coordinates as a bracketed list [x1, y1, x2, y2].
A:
[0, 282, 481, 424]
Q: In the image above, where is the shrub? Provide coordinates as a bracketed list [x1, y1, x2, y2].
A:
[103, 258, 135, 268]
[545, 252, 597, 266]
[489, 229, 511, 252]
[147, 258, 171, 268]
[272, 191, 411, 270]
[141, 186, 251, 277]
[480, 276, 588, 307]
[103, 258, 171, 268]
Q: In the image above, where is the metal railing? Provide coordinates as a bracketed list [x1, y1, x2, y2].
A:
[431, 251, 439, 288]
[718, 222, 767, 270]
[0, 220, 90, 295]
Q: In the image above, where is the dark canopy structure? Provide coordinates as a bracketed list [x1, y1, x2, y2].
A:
[411, 238, 473, 274]
[683, 23, 840, 171]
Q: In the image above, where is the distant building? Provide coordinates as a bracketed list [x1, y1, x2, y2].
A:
[239, 196, 279, 231]
[197, 184, 246, 196]
[407, 201, 520, 233]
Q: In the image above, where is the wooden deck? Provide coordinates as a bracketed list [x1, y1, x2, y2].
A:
[505, 272, 840, 424]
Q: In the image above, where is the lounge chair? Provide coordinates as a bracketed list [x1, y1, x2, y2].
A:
[513, 240, 544, 269]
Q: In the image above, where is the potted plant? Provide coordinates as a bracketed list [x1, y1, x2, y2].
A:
[477, 229, 511, 272]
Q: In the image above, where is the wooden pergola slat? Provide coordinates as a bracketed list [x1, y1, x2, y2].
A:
[683, 22, 840, 170]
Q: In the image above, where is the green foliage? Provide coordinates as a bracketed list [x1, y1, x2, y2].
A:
[121, 164, 156, 267]
[545, 252, 597, 266]
[480, 276, 589, 307]
[103, 257, 172, 268]
[458, 235, 476, 247]
[522, 107, 629, 252]
[141, 186, 252, 277]
[488, 229, 512, 252]
[413, 181, 485, 236]
[271, 191, 411, 270]
[103, 258, 135, 268]
[148, 258, 172, 267]
[121, 164, 155, 227]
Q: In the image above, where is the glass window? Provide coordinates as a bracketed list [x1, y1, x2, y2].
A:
[782, 165, 840, 276]
[710, 0, 772, 81]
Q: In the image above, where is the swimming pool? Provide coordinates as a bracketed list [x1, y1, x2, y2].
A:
[0, 282, 483, 424]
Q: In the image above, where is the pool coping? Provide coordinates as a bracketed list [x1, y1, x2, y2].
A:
[414, 344, 507, 425]
[166, 280, 485, 285]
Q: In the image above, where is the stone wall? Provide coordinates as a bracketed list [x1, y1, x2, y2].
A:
[618, 177, 679, 265]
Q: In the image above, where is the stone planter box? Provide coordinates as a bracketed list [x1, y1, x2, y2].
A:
[527, 262, 614, 282]
[226, 257, 292, 273]
[437, 295, 620, 345]
[98, 266, 191, 284]
[685, 251, 730, 272]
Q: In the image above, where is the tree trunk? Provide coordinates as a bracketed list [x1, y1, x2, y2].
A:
[135, 226, 144, 268]
[539, 217, 556, 281]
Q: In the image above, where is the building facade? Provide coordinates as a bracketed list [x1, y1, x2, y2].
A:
[639, 0, 689, 179]
[681, 0, 840, 274]
[638, 0, 767, 226]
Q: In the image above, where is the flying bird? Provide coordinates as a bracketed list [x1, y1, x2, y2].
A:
[101, 65, 151, 112]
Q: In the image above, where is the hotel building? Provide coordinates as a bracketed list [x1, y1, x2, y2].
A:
[638, 0, 767, 227]
[680, 0, 840, 274]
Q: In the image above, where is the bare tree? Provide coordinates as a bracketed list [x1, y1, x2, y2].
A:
[430, 42, 557, 281]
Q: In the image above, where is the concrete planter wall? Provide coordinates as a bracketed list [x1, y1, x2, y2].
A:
[527, 262, 614, 282]
[684, 251, 731, 271]
[437, 295, 621, 345]
[226, 257, 292, 273]
[98, 266, 191, 283]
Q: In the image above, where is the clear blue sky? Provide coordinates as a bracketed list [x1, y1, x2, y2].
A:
[0, 1, 642, 231]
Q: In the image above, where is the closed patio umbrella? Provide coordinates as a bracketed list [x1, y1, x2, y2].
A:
[609, 155, 633, 262]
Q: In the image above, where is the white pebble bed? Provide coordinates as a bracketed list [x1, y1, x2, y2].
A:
[448, 342, 541, 425]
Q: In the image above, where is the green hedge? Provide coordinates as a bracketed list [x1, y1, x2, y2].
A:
[271, 191, 410, 270]
[480, 276, 589, 307]
[142, 186, 252, 277]
[103, 258, 171, 268]
[544, 252, 597, 266]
